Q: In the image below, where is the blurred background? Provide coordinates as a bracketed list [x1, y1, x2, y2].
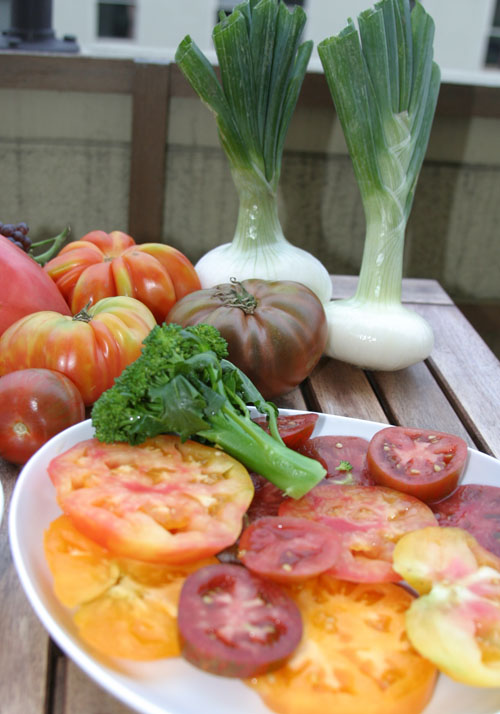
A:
[0, 0, 499, 355]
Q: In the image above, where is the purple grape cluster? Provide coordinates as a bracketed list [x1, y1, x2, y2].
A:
[0, 221, 31, 251]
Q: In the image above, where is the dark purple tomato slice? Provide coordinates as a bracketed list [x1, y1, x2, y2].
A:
[253, 413, 319, 449]
[432, 484, 500, 558]
[246, 472, 288, 522]
[177, 563, 302, 678]
[238, 516, 341, 583]
[297, 435, 375, 485]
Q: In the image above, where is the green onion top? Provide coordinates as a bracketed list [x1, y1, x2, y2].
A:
[318, 0, 440, 221]
[175, 0, 312, 192]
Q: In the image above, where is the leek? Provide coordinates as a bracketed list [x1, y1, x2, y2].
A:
[318, 0, 440, 370]
[175, 0, 333, 304]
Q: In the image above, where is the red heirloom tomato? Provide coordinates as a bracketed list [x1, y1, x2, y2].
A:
[0, 235, 71, 336]
[238, 515, 341, 583]
[297, 435, 375, 485]
[166, 278, 328, 399]
[367, 425, 468, 502]
[432, 484, 500, 558]
[0, 368, 85, 464]
[279, 482, 438, 583]
[253, 413, 319, 448]
[44, 229, 201, 323]
[393, 526, 500, 687]
[48, 435, 254, 564]
[248, 576, 437, 714]
[0, 296, 156, 404]
[177, 563, 303, 678]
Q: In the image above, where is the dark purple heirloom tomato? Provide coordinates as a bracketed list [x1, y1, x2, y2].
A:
[166, 278, 328, 399]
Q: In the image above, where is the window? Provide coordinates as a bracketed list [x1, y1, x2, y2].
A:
[485, 0, 500, 66]
[98, 2, 135, 39]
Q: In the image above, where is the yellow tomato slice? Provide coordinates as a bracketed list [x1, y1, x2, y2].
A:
[393, 526, 500, 687]
[44, 515, 217, 660]
[48, 435, 254, 563]
[247, 575, 437, 714]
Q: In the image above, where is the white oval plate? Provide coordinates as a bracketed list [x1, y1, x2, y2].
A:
[8, 410, 500, 714]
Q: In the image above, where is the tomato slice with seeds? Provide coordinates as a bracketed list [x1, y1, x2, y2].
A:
[431, 484, 500, 558]
[367, 426, 468, 502]
[253, 413, 319, 449]
[44, 515, 217, 660]
[248, 575, 437, 714]
[279, 482, 438, 583]
[238, 516, 341, 583]
[297, 435, 374, 485]
[177, 563, 303, 678]
[48, 435, 254, 564]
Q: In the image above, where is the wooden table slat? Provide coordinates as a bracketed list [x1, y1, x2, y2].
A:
[415, 303, 500, 458]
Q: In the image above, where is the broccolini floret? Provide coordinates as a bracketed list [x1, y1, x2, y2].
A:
[91, 323, 325, 498]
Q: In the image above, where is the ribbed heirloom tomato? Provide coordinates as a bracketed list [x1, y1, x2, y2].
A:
[44, 229, 201, 322]
[0, 296, 156, 404]
[166, 278, 328, 399]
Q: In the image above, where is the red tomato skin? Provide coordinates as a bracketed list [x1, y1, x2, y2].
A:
[0, 296, 156, 405]
[253, 413, 319, 449]
[44, 230, 201, 323]
[238, 516, 341, 583]
[177, 563, 303, 678]
[166, 279, 328, 399]
[432, 484, 500, 558]
[297, 435, 375, 485]
[0, 368, 85, 464]
[367, 426, 469, 503]
[0, 235, 71, 336]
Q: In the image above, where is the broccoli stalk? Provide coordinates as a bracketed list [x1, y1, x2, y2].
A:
[91, 323, 326, 499]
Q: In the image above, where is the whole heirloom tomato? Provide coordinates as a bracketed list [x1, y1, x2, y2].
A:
[44, 229, 201, 323]
[167, 278, 328, 399]
[0, 296, 156, 405]
[0, 368, 85, 464]
[0, 235, 71, 336]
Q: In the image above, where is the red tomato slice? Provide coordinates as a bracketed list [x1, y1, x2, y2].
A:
[432, 484, 500, 558]
[253, 413, 319, 449]
[238, 516, 341, 583]
[246, 472, 288, 522]
[367, 426, 468, 502]
[48, 435, 254, 564]
[279, 482, 438, 583]
[177, 563, 303, 678]
[297, 435, 375, 485]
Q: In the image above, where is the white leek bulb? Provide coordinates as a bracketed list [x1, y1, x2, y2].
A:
[195, 175, 333, 304]
[324, 299, 434, 370]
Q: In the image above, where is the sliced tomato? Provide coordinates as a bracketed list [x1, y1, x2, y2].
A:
[393, 526, 500, 687]
[367, 426, 468, 503]
[48, 435, 254, 564]
[432, 484, 500, 558]
[253, 413, 319, 449]
[297, 435, 374, 485]
[238, 516, 340, 583]
[279, 483, 438, 582]
[246, 472, 288, 522]
[44, 515, 217, 660]
[177, 563, 302, 678]
[248, 575, 437, 714]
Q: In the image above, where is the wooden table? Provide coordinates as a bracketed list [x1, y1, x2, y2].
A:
[1, 276, 499, 714]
